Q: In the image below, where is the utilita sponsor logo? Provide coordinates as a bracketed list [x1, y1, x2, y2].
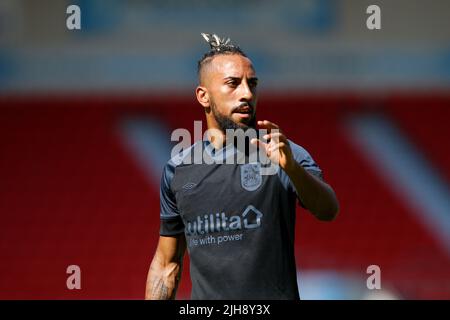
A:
[186, 205, 263, 236]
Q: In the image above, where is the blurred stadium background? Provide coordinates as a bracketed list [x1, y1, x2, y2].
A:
[0, 0, 449, 299]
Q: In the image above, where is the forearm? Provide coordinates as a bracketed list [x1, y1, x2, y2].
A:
[145, 257, 182, 300]
[285, 161, 339, 221]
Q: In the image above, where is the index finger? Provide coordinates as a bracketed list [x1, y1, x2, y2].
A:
[257, 120, 280, 131]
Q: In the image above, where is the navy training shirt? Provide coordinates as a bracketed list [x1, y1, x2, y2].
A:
[159, 139, 323, 300]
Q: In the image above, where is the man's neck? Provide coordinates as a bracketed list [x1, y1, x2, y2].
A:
[207, 131, 226, 150]
[205, 122, 227, 150]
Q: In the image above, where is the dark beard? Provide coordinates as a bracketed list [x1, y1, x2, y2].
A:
[211, 102, 256, 133]
[210, 101, 259, 157]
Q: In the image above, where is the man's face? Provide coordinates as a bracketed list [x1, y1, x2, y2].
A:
[201, 54, 258, 132]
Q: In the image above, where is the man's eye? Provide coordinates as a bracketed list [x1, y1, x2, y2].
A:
[227, 81, 238, 87]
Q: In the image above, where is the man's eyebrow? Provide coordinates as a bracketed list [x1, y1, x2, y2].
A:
[223, 76, 241, 81]
[223, 76, 259, 81]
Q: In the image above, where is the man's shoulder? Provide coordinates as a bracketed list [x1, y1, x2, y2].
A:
[287, 139, 314, 161]
[161, 142, 200, 188]
[287, 139, 323, 178]
[165, 141, 200, 169]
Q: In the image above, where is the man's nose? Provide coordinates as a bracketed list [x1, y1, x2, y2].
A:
[240, 80, 254, 101]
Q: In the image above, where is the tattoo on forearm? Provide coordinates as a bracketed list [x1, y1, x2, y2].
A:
[150, 278, 170, 299]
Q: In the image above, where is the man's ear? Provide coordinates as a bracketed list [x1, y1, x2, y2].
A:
[196, 86, 210, 108]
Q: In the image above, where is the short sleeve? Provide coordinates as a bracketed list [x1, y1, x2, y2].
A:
[291, 142, 323, 180]
[159, 161, 185, 236]
[277, 140, 324, 208]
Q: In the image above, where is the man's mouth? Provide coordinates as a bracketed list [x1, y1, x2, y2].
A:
[233, 105, 253, 117]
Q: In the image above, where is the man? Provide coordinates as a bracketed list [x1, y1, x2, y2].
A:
[145, 33, 339, 300]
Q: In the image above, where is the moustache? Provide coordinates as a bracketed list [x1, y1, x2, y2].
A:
[232, 102, 254, 114]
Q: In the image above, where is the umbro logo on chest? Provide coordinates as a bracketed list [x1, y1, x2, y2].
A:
[182, 182, 197, 190]
[181, 163, 263, 192]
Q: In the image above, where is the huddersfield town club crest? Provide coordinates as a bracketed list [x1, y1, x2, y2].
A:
[240, 163, 262, 191]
